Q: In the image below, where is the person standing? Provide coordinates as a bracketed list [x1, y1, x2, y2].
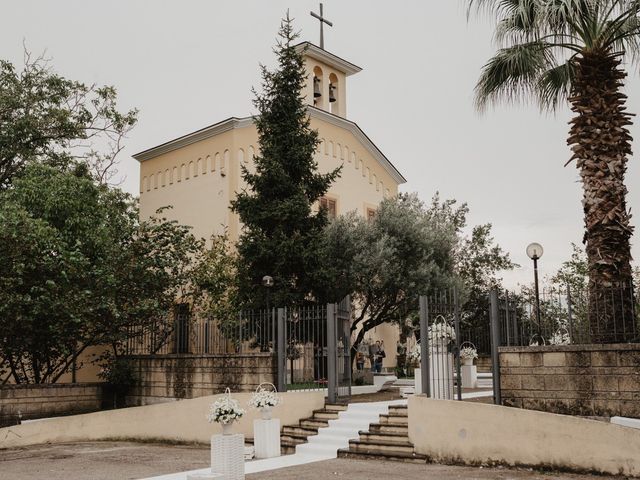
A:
[372, 340, 385, 373]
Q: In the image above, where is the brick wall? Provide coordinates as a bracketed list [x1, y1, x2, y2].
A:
[0, 383, 103, 427]
[500, 344, 640, 418]
[126, 353, 277, 406]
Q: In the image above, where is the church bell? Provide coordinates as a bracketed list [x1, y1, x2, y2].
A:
[313, 77, 322, 97]
[329, 83, 336, 103]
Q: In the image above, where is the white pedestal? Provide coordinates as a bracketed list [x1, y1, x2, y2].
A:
[211, 433, 245, 480]
[461, 364, 478, 389]
[414, 351, 455, 400]
[253, 418, 281, 459]
[187, 474, 225, 480]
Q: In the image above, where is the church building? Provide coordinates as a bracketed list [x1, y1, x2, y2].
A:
[134, 40, 407, 370]
[134, 42, 406, 242]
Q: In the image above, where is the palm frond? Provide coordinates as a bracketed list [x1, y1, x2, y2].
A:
[474, 41, 555, 110]
[536, 59, 576, 110]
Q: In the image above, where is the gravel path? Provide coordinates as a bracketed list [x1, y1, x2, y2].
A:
[0, 442, 620, 480]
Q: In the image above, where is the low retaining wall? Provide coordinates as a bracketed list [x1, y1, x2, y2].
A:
[126, 353, 277, 405]
[408, 396, 640, 477]
[0, 383, 103, 427]
[499, 344, 640, 417]
[0, 391, 324, 449]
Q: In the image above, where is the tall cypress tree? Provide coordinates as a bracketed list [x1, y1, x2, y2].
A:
[231, 14, 340, 307]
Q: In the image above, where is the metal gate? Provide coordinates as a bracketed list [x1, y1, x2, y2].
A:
[276, 298, 351, 403]
[418, 288, 462, 400]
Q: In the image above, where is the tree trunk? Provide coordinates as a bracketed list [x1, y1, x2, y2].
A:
[568, 52, 636, 343]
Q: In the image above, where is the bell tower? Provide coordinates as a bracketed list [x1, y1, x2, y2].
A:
[295, 42, 362, 119]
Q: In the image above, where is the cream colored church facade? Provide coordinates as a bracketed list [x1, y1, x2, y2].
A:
[134, 43, 407, 368]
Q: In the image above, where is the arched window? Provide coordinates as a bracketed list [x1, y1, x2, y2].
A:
[329, 73, 339, 115]
[222, 149, 230, 176]
[238, 148, 245, 164]
[179, 164, 186, 181]
[214, 152, 220, 172]
[164, 169, 170, 186]
[329, 141, 334, 158]
[148, 173, 154, 190]
[373, 174, 378, 190]
[141, 176, 147, 193]
[367, 167, 371, 182]
[351, 151, 356, 164]
[205, 155, 211, 174]
[196, 158, 202, 176]
[172, 166, 177, 184]
[336, 143, 342, 160]
[248, 145, 256, 161]
[313, 66, 324, 109]
[187, 161, 194, 179]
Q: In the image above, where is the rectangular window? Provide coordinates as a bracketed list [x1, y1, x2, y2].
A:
[367, 208, 376, 222]
[320, 197, 337, 219]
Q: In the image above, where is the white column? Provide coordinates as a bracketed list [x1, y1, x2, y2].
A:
[211, 433, 245, 480]
[254, 418, 281, 458]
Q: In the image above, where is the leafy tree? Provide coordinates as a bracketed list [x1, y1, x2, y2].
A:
[468, 0, 639, 342]
[0, 50, 137, 187]
[321, 193, 458, 355]
[0, 164, 201, 384]
[231, 14, 340, 308]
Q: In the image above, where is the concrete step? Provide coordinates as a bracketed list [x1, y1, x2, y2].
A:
[280, 433, 309, 446]
[300, 418, 330, 429]
[282, 425, 318, 437]
[369, 422, 408, 435]
[325, 403, 349, 412]
[348, 439, 415, 455]
[312, 409, 341, 420]
[337, 448, 428, 464]
[358, 431, 411, 445]
[380, 413, 408, 424]
[388, 405, 407, 415]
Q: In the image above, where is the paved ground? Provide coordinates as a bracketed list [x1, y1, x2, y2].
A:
[0, 441, 209, 480]
[0, 442, 620, 480]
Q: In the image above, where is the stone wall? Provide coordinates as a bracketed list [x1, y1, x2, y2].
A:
[500, 344, 640, 417]
[0, 383, 103, 427]
[126, 353, 277, 406]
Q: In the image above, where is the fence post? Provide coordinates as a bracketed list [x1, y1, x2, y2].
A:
[489, 289, 502, 405]
[327, 302, 337, 404]
[453, 287, 462, 401]
[419, 295, 430, 396]
[277, 308, 286, 393]
[567, 284, 574, 343]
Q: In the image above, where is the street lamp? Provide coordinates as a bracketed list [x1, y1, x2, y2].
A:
[526, 243, 544, 335]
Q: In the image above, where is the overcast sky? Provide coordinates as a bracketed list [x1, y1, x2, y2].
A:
[3, 1, 639, 288]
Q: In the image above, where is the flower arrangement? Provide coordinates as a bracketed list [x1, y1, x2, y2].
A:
[207, 389, 245, 425]
[407, 345, 421, 364]
[549, 329, 570, 346]
[248, 384, 280, 410]
[428, 321, 456, 343]
[459, 346, 478, 361]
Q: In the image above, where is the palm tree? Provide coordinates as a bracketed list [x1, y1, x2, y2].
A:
[469, 0, 639, 343]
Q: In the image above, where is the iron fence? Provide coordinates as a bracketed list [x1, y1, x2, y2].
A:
[124, 308, 276, 355]
[500, 284, 639, 346]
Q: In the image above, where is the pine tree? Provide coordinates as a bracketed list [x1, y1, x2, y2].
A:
[231, 14, 341, 307]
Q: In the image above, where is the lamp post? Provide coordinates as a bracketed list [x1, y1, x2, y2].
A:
[526, 243, 544, 336]
[262, 275, 274, 352]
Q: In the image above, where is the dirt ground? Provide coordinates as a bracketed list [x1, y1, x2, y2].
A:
[0, 442, 622, 480]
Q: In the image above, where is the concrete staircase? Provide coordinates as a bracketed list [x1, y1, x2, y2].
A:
[338, 404, 428, 463]
[280, 404, 347, 454]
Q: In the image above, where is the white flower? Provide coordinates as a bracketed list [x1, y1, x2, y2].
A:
[207, 394, 245, 424]
[459, 346, 478, 360]
[549, 330, 570, 345]
[428, 322, 456, 343]
[248, 387, 280, 409]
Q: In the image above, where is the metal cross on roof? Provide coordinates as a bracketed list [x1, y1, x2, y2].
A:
[310, 3, 333, 50]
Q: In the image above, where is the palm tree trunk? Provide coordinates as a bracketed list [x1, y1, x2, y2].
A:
[568, 52, 635, 343]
